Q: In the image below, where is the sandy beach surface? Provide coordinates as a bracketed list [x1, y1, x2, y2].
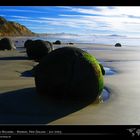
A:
[0, 41, 140, 125]
[50, 44, 140, 125]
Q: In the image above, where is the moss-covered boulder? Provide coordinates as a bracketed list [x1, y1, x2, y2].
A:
[115, 43, 121, 47]
[0, 38, 16, 50]
[34, 47, 104, 103]
[25, 39, 53, 62]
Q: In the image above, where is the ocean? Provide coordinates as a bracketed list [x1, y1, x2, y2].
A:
[14, 34, 140, 51]
[37, 34, 140, 47]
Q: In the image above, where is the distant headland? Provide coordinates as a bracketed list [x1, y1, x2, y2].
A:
[0, 16, 36, 37]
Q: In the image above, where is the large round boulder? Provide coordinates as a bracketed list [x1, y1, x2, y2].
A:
[24, 39, 32, 48]
[115, 43, 121, 47]
[25, 39, 53, 62]
[0, 38, 16, 50]
[34, 47, 104, 103]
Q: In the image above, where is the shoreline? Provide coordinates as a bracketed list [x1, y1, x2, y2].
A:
[2, 35, 140, 49]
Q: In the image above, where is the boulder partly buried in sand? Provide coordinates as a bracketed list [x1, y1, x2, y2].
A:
[115, 43, 121, 47]
[25, 39, 53, 62]
[34, 47, 104, 103]
[69, 42, 74, 45]
[0, 38, 16, 50]
[53, 40, 61, 45]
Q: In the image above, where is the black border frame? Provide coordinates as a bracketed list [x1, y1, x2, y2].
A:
[0, 0, 139, 6]
[0, 0, 140, 137]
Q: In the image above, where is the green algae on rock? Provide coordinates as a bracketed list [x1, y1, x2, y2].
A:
[34, 47, 104, 103]
[82, 52, 104, 95]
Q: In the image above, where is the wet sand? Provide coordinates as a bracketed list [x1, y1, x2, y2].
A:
[50, 44, 140, 125]
[0, 43, 140, 124]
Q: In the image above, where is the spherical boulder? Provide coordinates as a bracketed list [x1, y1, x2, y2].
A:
[45, 41, 53, 50]
[115, 43, 121, 47]
[34, 47, 104, 103]
[25, 39, 53, 62]
[0, 38, 16, 50]
[53, 40, 61, 45]
[24, 39, 32, 48]
[69, 42, 74, 45]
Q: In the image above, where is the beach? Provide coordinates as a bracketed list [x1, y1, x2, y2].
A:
[50, 44, 140, 125]
[0, 41, 140, 125]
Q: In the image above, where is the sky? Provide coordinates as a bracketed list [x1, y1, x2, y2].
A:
[1, 6, 140, 37]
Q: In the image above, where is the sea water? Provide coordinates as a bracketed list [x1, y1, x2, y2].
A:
[15, 34, 140, 52]
[36, 34, 140, 47]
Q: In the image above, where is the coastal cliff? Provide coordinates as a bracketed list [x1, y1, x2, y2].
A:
[0, 16, 35, 36]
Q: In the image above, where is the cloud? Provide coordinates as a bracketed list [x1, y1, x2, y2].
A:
[63, 6, 140, 17]
[15, 18, 47, 24]
[11, 16, 30, 19]
[0, 14, 5, 17]
[56, 7, 140, 35]
[59, 14, 83, 17]
[20, 12, 140, 35]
